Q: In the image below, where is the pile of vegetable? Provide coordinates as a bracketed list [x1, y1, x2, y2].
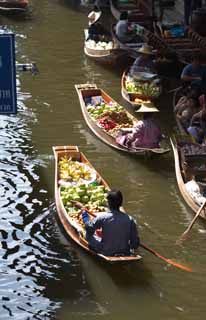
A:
[125, 78, 160, 99]
[60, 183, 108, 216]
[59, 156, 95, 185]
[86, 40, 114, 50]
[58, 155, 109, 228]
[87, 101, 134, 133]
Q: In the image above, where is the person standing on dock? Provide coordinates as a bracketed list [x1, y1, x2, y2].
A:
[81, 190, 140, 256]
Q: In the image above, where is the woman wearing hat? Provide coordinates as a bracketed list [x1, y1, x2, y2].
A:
[130, 44, 156, 75]
[116, 103, 162, 149]
[87, 6, 110, 42]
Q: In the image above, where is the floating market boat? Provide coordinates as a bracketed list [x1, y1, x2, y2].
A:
[0, 0, 28, 12]
[149, 22, 205, 65]
[84, 29, 125, 64]
[121, 69, 161, 108]
[75, 83, 170, 156]
[110, 0, 154, 58]
[110, 0, 153, 23]
[53, 145, 142, 263]
[170, 136, 206, 220]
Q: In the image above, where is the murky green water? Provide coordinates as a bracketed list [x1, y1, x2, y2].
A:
[0, 1, 206, 319]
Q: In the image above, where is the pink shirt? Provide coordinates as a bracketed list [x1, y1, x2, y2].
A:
[116, 119, 161, 149]
[129, 119, 161, 148]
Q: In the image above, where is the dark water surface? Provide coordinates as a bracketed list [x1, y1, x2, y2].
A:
[0, 1, 206, 319]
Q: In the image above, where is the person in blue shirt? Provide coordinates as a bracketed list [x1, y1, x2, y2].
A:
[82, 189, 140, 256]
[181, 53, 206, 92]
[130, 44, 156, 75]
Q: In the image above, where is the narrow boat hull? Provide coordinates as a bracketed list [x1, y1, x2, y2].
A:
[0, 0, 28, 12]
[53, 145, 142, 263]
[75, 83, 170, 156]
[170, 138, 206, 220]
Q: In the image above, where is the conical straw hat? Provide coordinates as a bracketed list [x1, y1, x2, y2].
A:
[88, 10, 102, 25]
[136, 101, 159, 112]
[138, 44, 153, 55]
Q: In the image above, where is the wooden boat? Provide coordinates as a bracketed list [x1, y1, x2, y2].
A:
[53, 145, 142, 263]
[75, 83, 170, 156]
[121, 69, 162, 108]
[84, 29, 126, 64]
[149, 22, 204, 65]
[0, 0, 28, 11]
[110, 0, 154, 58]
[110, 0, 153, 23]
[170, 136, 206, 220]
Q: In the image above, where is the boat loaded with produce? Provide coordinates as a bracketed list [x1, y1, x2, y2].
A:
[75, 83, 169, 156]
[170, 135, 206, 220]
[121, 69, 161, 108]
[53, 145, 142, 263]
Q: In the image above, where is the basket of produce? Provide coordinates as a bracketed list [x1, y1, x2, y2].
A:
[125, 77, 161, 101]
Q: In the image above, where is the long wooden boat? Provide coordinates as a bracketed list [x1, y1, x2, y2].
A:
[0, 0, 28, 11]
[53, 145, 142, 263]
[110, 0, 153, 23]
[75, 83, 170, 156]
[149, 22, 204, 65]
[110, 0, 154, 58]
[84, 29, 125, 64]
[170, 136, 206, 220]
[121, 69, 161, 108]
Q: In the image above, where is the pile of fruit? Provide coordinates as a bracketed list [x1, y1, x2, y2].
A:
[87, 102, 124, 120]
[86, 40, 114, 50]
[87, 101, 134, 133]
[60, 183, 108, 217]
[59, 156, 95, 185]
[125, 78, 160, 99]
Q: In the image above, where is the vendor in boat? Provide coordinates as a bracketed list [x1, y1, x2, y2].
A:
[184, 163, 206, 206]
[115, 11, 143, 43]
[181, 53, 206, 93]
[115, 102, 162, 149]
[130, 44, 156, 75]
[87, 7, 110, 42]
[175, 95, 200, 130]
[81, 189, 140, 256]
[187, 108, 206, 143]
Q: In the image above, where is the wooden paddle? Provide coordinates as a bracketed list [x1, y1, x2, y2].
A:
[177, 199, 206, 244]
[140, 243, 192, 272]
[71, 200, 192, 272]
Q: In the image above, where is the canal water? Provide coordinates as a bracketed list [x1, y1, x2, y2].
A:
[0, 1, 206, 319]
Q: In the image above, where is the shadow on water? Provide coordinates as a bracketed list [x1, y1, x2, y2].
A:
[53, 203, 153, 288]
[51, 204, 156, 319]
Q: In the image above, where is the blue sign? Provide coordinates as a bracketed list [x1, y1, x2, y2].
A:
[0, 34, 17, 114]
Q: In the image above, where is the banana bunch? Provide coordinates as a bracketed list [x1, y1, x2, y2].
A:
[59, 156, 92, 183]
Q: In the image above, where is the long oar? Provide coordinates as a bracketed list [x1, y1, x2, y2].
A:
[177, 199, 206, 244]
[140, 243, 192, 272]
[72, 201, 192, 272]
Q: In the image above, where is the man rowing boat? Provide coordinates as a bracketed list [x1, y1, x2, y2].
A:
[82, 189, 140, 256]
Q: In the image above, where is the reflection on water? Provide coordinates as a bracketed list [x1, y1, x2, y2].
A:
[1, 1, 206, 320]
